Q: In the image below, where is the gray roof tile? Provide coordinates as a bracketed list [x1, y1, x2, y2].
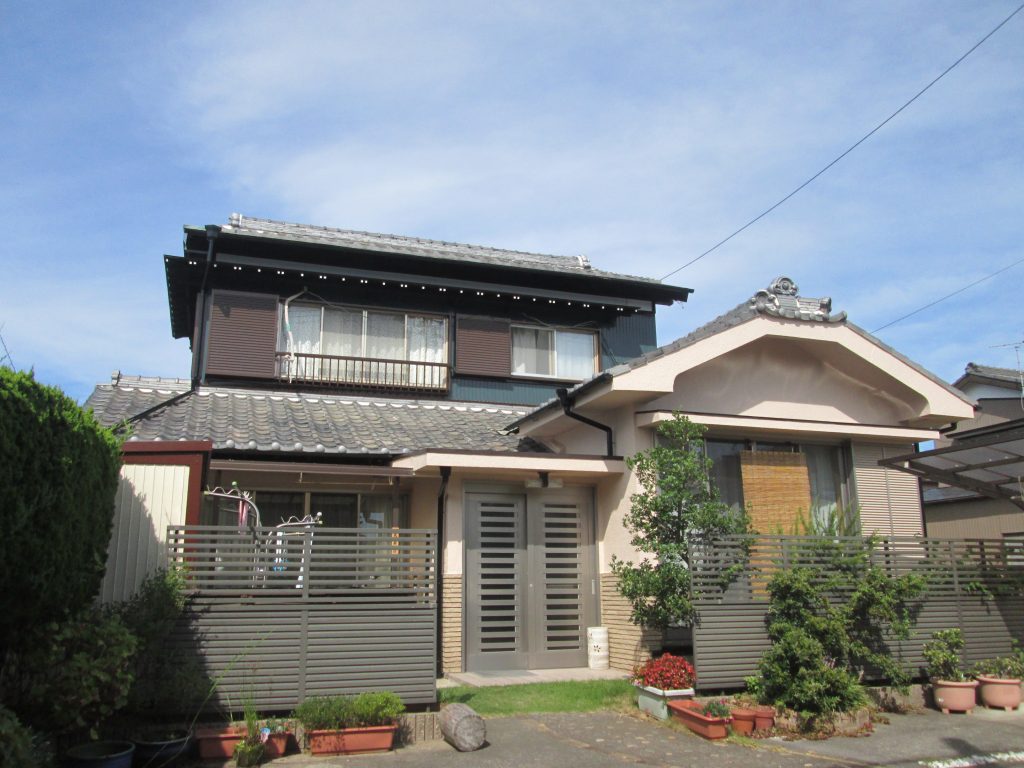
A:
[205, 213, 662, 285]
[85, 378, 546, 455]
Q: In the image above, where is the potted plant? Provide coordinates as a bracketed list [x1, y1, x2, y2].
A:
[729, 704, 757, 735]
[231, 698, 265, 767]
[632, 653, 696, 720]
[753, 704, 776, 731]
[293, 692, 404, 755]
[923, 629, 977, 714]
[973, 642, 1023, 711]
[669, 699, 731, 740]
[261, 717, 294, 757]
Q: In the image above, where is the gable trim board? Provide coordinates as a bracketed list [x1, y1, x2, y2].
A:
[636, 411, 939, 443]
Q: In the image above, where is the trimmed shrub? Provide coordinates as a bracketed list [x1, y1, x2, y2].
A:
[0, 369, 121, 654]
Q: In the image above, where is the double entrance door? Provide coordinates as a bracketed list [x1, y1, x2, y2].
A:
[465, 487, 597, 671]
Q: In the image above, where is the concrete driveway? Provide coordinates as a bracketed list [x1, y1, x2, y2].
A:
[265, 707, 1024, 768]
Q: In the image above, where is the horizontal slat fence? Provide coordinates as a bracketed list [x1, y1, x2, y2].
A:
[166, 525, 437, 710]
[691, 535, 1024, 690]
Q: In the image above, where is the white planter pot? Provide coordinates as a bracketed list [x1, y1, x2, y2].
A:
[635, 684, 695, 720]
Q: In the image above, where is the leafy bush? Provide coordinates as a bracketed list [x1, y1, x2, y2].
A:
[0, 705, 53, 768]
[971, 639, 1024, 680]
[746, 543, 923, 717]
[701, 699, 731, 718]
[747, 626, 866, 716]
[118, 569, 210, 716]
[12, 607, 137, 738]
[350, 692, 404, 726]
[0, 369, 121, 656]
[923, 629, 968, 682]
[293, 692, 404, 730]
[631, 653, 696, 691]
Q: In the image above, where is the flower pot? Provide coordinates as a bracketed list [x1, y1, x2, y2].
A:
[976, 676, 1022, 711]
[753, 705, 776, 731]
[931, 679, 979, 714]
[307, 725, 397, 755]
[132, 731, 192, 767]
[635, 684, 695, 720]
[263, 730, 291, 757]
[66, 741, 135, 768]
[668, 700, 730, 740]
[195, 726, 244, 759]
[730, 707, 756, 735]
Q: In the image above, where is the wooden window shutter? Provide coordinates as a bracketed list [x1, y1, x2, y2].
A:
[205, 290, 279, 379]
[456, 316, 511, 377]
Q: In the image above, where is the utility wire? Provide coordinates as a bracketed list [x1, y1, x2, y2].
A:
[0, 326, 14, 369]
[660, 2, 1024, 282]
[871, 255, 1024, 333]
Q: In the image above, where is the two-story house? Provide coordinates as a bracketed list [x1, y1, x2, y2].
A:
[87, 215, 974, 679]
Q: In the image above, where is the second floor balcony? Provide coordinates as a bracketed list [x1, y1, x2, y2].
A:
[276, 351, 450, 393]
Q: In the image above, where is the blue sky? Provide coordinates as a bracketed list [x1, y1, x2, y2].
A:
[1, 1, 1022, 403]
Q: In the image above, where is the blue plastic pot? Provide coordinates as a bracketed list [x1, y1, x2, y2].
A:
[65, 741, 135, 768]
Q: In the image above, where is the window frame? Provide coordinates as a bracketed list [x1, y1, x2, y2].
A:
[509, 323, 598, 381]
[278, 302, 449, 363]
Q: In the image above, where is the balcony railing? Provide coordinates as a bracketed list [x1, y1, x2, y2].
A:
[276, 352, 450, 392]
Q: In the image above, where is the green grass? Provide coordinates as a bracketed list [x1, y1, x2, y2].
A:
[437, 679, 635, 716]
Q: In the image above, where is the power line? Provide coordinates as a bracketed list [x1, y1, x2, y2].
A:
[660, 2, 1024, 282]
[871, 255, 1024, 333]
[0, 326, 14, 370]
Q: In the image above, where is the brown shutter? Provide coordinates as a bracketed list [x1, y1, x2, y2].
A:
[205, 290, 279, 379]
[456, 316, 511, 377]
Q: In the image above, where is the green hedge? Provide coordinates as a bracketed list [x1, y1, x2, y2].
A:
[0, 369, 121, 653]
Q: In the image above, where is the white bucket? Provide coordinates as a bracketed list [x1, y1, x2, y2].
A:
[587, 626, 609, 670]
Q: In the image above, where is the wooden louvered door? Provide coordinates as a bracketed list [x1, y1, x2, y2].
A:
[526, 489, 596, 669]
[465, 489, 596, 672]
[465, 494, 528, 671]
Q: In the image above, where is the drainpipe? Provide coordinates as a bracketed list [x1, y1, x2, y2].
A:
[192, 225, 222, 386]
[556, 387, 614, 458]
[435, 466, 451, 677]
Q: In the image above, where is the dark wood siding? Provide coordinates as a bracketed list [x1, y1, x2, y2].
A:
[456, 316, 510, 377]
[205, 290, 279, 379]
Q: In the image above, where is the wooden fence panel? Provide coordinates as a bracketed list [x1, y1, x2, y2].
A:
[691, 535, 1023, 690]
[166, 525, 437, 711]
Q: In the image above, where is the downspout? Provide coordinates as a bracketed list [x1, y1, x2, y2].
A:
[435, 466, 451, 677]
[556, 387, 614, 458]
[192, 225, 222, 386]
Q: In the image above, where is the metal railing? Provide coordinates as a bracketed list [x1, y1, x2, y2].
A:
[276, 352, 449, 392]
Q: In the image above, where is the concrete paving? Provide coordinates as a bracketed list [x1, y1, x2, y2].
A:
[251, 706, 1023, 768]
[447, 666, 628, 688]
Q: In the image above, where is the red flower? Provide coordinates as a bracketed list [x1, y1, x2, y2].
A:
[632, 653, 696, 690]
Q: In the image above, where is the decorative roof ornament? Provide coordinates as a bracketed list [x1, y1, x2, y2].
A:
[749, 276, 844, 322]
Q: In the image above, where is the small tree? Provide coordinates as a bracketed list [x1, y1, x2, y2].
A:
[610, 413, 749, 629]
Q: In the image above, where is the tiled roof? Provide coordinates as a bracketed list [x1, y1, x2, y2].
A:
[956, 363, 1022, 388]
[208, 213, 663, 285]
[85, 376, 546, 456]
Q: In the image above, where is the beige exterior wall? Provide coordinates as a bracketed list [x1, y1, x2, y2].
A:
[441, 574, 463, 674]
[925, 499, 1024, 539]
[851, 442, 923, 536]
[101, 464, 190, 603]
[600, 573, 660, 671]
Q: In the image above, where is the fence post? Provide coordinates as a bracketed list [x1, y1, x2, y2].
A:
[297, 528, 312, 703]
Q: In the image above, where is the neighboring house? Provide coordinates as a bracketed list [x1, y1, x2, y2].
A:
[896, 363, 1024, 539]
[87, 218, 974, 676]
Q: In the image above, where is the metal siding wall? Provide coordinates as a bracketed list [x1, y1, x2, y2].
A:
[166, 526, 437, 708]
[599, 312, 657, 367]
[691, 535, 1024, 690]
[206, 290, 279, 378]
[450, 376, 560, 406]
[100, 464, 190, 603]
[852, 442, 923, 536]
[925, 500, 1024, 539]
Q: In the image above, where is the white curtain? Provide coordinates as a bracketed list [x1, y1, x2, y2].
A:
[322, 307, 364, 383]
[512, 327, 553, 375]
[805, 445, 843, 530]
[284, 306, 322, 379]
[555, 330, 596, 380]
[366, 312, 406, 384]
[408, 316, 447, 386]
